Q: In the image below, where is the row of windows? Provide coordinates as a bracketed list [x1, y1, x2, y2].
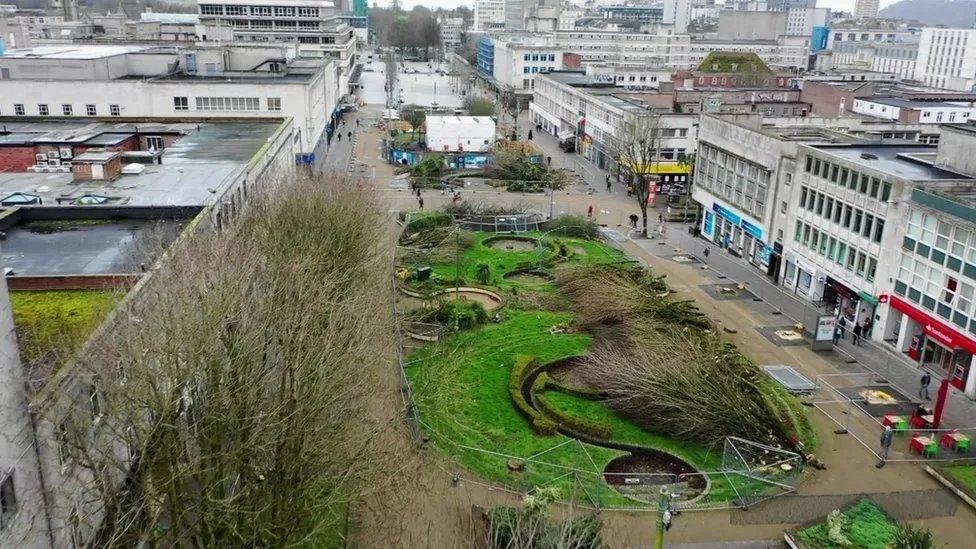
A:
[200, 5, 319, 17]
[906, 208, 976, 265]
[231, 19, 321, 30]
[522, 53, 556, 62]
[695, 143, 769, 220]
[7, 103, 117, 116]
[799, 186, 885, 244]
[173, 96, 280, 112]
[793, 220, 878, 283]
[894, 266, 976, 337]
[803, 154, 893, 202]
[522, 66, 552, 74]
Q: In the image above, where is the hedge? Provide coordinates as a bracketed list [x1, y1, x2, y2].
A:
[536, 392, 613, 440]
[405, 213, 452, 233]
[508, 355, 555, 436]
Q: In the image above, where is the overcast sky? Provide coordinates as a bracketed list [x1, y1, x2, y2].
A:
[373, 0, 904, 14]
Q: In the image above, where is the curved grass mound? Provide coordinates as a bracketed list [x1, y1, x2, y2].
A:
[557, 264, 813, 450]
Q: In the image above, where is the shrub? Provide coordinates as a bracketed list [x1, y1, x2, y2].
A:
[891, 524, 935, 549]
[476, 263, 492, 284]
[405, 212, 452, 234]
[410, 156, 445, 181]
[465, 97, 496, 117]
[545, 215, 599, 239]
[430, 299, 489, 331]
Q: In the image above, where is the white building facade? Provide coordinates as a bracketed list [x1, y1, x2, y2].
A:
[915, 27, 976, 92]
[474, 0, 505, 31]
[0, 44, 341, 164]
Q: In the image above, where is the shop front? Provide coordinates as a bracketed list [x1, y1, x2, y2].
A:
[782, 254, 815, 297]
[701, 200, 769, 270]
[885, 294, 976, 397]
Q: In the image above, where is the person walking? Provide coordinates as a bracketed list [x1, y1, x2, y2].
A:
[629, 214, 638, 229]
[347, 131, 352, 141]
[418, 196, 424, 210]
[877, 425, 894, 468]
[837, 316, 848, 341]
[587, 204, 594, 218]
[833, 325, 842, 345]
[356, 119, 360, 128]
[546, 156, 552, 167]
[863, 317, 874, 338]
[605, 174, 611, 192]
[528, 129, 533, 140]
[919, 370, 932, 400]
[852, 322, 862, 346]
[702, 247, 710, 262]
[337, 132, 342, 142]
[416, 187, 421, 198]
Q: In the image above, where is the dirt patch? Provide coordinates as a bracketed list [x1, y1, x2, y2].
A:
[603, 453, 706, 502]
[484, 237, 538, 252]
[502, 270, 553, 284]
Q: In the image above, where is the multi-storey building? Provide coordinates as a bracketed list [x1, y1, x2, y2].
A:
[662, 0, 692, 34]
[853, 0, 879, 19]
[439, 16, 465, 52]
[915, 27, 976, 92]
[530, 71, 698, 170]
[0, 43, 343, 165]
[196, 0, 357, 90]
[827, 26, 919, 50]
[601, 6, 664, 25]
[872, 42, 918, 80]
[785, 7, 828, 37]
[474, 0, 505, 31]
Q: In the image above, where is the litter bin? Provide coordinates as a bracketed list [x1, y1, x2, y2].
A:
[416, 266, 431, 281]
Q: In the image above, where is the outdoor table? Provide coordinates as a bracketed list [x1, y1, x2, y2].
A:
[883, 415, 906, 430]
[941, 432, 971, 453]
[910, 435, 933, 454]
[921, 414, 935, 427]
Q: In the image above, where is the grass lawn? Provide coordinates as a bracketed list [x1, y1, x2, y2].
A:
[10, 290, 118, 363]
[793, 499, 898, 549]
[941, 463, 976, 499]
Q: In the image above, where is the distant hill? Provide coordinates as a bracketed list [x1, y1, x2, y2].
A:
[879, 0, 976, 27]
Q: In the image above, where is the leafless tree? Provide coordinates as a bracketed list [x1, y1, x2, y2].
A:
[613, 114, 663, 238]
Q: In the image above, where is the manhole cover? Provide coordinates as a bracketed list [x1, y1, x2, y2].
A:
[774, 330, 803, 341]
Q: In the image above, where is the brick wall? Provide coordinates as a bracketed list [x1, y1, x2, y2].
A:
[800, 82, 873, 117]
[0, 146, 42, 172]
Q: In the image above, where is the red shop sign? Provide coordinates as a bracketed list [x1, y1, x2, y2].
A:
[885, 294, 976, 356]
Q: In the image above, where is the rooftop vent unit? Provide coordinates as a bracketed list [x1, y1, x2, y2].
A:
[860, 152, 878, 160]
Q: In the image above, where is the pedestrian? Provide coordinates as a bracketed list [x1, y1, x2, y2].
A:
[416, 187, 421, 198]
[837, 316, 848, 341]
[629, 213, 638, 229]
[528, 129, 533, 140]
[627, 184, 633, 197]
[663, 508, 672, 532]
[418, 196, 424, 210]
[587, 204, 593, 218]
[337, 132, 342, 142]
[852, 322, 862, 346]
[863, 317, 873, 338]
[919, 370, 932, 400]
[546, 155, 552, 166]
[703, 247, 710, 261]
[833, 325, 842, 345]
[877, 425, 893, 468]
[606, 174, 611, 192]
[658, 213, 663, 223]
[356, 119, 360, 128]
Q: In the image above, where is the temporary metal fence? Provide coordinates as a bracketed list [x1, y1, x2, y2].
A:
[811, 373, 976, 463]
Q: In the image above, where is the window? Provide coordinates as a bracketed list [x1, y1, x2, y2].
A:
[800, 186, 808, 207]
[109, 104, 120, 116]
[200, 4, 223, 15]
[146, 136, 164, 151]
[173, 96, 188, 111]
[195, 97, 260, 111]
[0, 474, 15, 531]
[853, 209, 863, 233]
[62, 104, 72, 116]
[37, 104, 49, 116]
[856, 252, 867, 277]
[86, 104, 96, 116]
[881, 182, 892, 202]
[13, 104, 24, 116]
[869, 177, 881, 199]
[267, 97, 281, 111]
[863, 214, 874, 238]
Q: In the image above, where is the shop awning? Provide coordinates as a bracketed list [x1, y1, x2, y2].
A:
[858, 291, 878, 306]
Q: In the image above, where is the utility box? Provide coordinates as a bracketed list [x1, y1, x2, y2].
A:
[416, 266, 431, 281]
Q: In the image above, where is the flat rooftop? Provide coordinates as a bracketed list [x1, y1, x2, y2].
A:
[811, 144, 973, 182]
[0, 44, 159, 59]
[868, 97, 969, 109]
[1, 218, 184, 276]
[0, 120, 282, 206]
